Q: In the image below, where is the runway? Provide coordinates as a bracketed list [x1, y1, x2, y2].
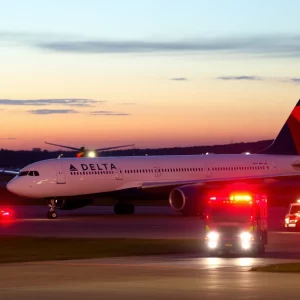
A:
[0, 206, 299, 253]
[0, 254, 300, 299]
[1, 205, 300, 299]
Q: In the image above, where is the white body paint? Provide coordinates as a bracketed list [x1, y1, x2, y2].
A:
[6, 153, 300, 199]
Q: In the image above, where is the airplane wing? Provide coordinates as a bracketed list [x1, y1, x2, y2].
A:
[95, 144, 135, 152]
[45, 141, 135, 152]
[45, 141, 80, 151]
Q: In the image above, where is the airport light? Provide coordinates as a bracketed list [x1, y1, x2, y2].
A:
[87, 151, 96, 158]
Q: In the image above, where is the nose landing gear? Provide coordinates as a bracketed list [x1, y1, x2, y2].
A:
[47, 199, 57, 219]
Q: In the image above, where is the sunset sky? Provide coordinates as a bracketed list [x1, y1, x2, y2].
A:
[1, 0, 300, 151]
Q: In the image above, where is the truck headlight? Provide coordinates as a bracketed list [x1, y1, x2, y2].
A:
[207, 231, 219, 249]
[285, 218, 289, 223]
[240, 232, 252, 250]
[207, 231, 219, 241]
[240, 232, 251, 241]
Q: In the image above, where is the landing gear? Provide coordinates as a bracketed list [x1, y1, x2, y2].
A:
[114, 203, 135, 215]
[47, 199, 57, 219]
[47, 211, 57, 219]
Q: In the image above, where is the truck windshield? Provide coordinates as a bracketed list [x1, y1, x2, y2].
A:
[209, 204, 252, 222]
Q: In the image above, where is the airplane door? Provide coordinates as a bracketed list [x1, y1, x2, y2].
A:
[270, 161, 278, 173]
[205, 164, 212, 178]
[115, 169, 123, 180]
[154, 167, 161, 178]
[54, 164, 66, 184]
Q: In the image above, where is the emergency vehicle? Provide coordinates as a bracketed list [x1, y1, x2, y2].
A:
[284, 200, 300, 230]
[204, 192, 268, 256]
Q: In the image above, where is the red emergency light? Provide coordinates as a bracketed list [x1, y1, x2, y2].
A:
[209, 193, 253, 204]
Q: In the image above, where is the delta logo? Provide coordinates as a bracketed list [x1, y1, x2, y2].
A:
[69, 163, 117, 172]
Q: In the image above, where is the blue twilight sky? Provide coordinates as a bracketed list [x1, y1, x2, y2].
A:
[0, 0, 300, 150]
[1, 0, 300, 38]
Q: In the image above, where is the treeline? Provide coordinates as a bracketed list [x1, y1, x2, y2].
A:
[0, 140, 273, 168]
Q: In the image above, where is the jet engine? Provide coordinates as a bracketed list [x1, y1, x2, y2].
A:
[169, 185, 206, 216]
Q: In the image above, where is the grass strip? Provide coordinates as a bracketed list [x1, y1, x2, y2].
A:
[0, 236, 202, 263]
[251, 263, 300, 272]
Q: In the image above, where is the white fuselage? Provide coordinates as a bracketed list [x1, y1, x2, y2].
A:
[6, 153, 300, 199]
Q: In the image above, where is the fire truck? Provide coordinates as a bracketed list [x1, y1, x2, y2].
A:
[284, 200, 300, 230]
[204, 192, 268, 256]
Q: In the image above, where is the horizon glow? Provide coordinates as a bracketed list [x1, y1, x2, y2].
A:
[1, 0, 300, 150]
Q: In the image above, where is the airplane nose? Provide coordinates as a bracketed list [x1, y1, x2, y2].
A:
[6, 180, 21, 196]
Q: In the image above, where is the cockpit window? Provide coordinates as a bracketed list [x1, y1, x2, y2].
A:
[19, 171, 29, 176]
[18, 170, 40, 177]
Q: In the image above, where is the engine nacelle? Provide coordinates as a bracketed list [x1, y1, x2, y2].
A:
[169, 185, 206, 216]
[59, 199, 93, 210]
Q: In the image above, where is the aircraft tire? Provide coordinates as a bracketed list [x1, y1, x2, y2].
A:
[47, 211, 57, 219]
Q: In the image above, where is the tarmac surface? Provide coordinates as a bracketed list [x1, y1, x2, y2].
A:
[0, 205, 300, 299]
[0, 255, 300, 299]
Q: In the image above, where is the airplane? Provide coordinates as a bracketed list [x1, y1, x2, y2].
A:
[44, 141, 135, 157]
[6, 99, 300, 219]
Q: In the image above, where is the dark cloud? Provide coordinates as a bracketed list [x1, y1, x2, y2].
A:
[216, 76, 300, 84]
[170, 77, 188, 81]
[0, 137, 16, 140]
[290, 78, 300, 83]
[28, 109, 78, 115]
[2, 31, 300, 57]
[0, 98, 103, 107]
[35, 35, 300, 57]
[2, 31, 300, 61]
[217, 76, 262, 81]
[90, 110, 130, 116]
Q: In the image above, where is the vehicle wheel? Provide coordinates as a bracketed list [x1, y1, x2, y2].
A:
[47, 211, 57, 219]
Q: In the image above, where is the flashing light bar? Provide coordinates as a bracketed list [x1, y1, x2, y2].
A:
[209, 194, 253, 203]
[229, 194, 252, 201]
